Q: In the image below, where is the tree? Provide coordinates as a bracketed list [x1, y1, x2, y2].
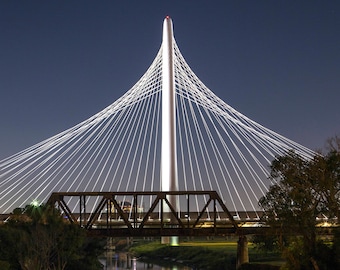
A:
[258, 143, 340, 269]
[0, 204, 105, 270]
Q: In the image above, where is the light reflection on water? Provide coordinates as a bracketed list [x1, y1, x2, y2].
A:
[99, 252, 192, 270]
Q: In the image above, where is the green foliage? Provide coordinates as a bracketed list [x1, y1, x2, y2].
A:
[258, 140, 340, 270]
[239, 263, 280, 270]
[0, 204, 104, 270]
[252, 234, 281, 254]
[0, 260, 10, 270]
[130, 241, 236, 269]
[66, 238, 106, 270]
[332, 227, 340, 267]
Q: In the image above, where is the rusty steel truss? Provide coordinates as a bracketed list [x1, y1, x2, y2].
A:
[47, 191, 240, 237]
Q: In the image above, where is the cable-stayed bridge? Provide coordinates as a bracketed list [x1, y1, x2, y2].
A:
[0, 17, 315, 219]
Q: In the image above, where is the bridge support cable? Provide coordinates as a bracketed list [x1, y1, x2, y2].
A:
[0, 18, 317, 216]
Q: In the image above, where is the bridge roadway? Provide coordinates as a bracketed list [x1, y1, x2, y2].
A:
[86, 216, 267, 237]
[45, 190, 270, 237]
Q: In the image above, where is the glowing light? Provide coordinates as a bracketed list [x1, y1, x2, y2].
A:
[31, 199, 40, 207]
[170, 236, 179, 246]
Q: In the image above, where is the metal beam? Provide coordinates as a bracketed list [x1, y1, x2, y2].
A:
[46, 190, 239, 237]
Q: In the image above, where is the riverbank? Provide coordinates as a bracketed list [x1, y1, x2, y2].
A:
[129, 237, 284, 269]
[130, 241, 234, 269]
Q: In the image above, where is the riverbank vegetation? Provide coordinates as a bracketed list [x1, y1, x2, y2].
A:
[130, 239, 236, 269]
[0, 204, 105, 270]
[258, 137, 340, 269]
[130, 238, 283, 269]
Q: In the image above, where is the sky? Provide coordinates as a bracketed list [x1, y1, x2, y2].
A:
[1, 0, 339, 160]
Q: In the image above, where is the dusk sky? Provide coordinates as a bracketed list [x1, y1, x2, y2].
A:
[1, 1, 339, 160]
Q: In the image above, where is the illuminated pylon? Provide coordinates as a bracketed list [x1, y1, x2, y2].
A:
[161, 16, 179, 246]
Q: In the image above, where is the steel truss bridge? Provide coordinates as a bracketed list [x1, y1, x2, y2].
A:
[46, 190, 335, 238]
[46, 190, 264, 237]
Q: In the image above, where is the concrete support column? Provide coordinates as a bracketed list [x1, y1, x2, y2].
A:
[236, 235, 249, 269]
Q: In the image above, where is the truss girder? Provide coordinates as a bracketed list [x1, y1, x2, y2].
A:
[47, 190, 239, 237]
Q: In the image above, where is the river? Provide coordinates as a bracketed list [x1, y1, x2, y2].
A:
[99, 252, 192, 270]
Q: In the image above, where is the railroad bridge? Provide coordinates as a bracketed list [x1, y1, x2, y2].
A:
[47, 190, 257, 268]
[47, 190, 247, 237]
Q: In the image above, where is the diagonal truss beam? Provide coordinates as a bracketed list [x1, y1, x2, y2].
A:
[47, 190, 239, 236]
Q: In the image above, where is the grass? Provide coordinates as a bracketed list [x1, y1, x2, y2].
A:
[131, 243, 235, 269]
[129, 237, 284, 269]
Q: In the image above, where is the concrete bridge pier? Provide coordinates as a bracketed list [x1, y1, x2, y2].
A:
[236, 235, 249, 269]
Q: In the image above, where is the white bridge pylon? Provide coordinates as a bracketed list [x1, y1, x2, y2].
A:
[0, 17, 315, 216]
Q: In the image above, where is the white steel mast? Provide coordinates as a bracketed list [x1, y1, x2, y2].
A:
[161, 16, 178, 245]
[161, 16, 178, 197]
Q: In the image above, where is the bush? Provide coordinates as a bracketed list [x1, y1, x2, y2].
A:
[0, 261, 10, 270]
[239, 263, 280, 270]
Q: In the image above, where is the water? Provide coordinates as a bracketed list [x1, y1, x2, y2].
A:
[99, 252, 192, 270]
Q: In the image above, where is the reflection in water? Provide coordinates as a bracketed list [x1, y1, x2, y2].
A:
[100, 251, 191, 270]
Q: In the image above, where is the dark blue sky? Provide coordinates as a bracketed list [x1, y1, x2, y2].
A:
[1, 1, 339, 159]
